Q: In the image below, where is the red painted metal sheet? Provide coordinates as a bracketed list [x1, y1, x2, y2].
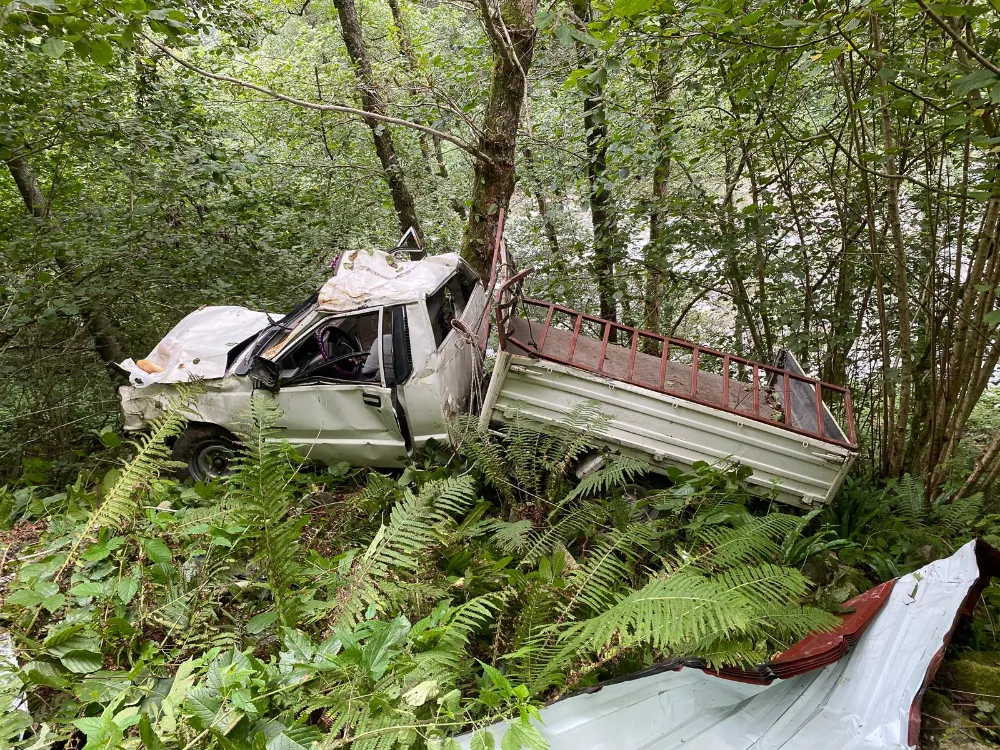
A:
[700, 579, 896, 685]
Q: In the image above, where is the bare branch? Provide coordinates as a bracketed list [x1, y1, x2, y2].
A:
[913, 0, 1000, 77]
[141, 33, 493, 164]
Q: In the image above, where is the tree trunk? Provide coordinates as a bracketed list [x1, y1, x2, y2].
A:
[522, 145, 560, 258]
[6, 154, 125, 368]
[571, 0, 618, 322]
[461, 0, 539, 278]
[334, 0, 422, 237]
[641, 48, 673, 350]
[386, 0, 466, 220]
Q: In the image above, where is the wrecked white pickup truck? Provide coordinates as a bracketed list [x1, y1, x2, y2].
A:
[119, 227, 858, 506]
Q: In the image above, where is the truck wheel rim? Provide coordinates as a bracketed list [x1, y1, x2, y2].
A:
[192, 444, 233, 480]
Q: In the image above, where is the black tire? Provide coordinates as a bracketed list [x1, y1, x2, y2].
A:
[172, 425, 239, 482]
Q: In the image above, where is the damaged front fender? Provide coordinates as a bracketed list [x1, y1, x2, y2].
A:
[118, 376, 253, 433]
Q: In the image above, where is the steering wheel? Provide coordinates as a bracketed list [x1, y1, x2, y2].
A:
[316, 326, 367, 378]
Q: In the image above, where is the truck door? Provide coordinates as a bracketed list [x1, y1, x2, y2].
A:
[267, 308, 407, 466]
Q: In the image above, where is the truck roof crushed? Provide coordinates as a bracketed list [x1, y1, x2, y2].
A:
[458, 540, 1000, 750]
[317, 249, 463, 312]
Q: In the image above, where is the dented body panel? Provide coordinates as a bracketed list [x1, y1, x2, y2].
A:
[480, 352, 855, 507]
[119, 251, 487, 469]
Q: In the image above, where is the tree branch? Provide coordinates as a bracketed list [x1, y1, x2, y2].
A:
[141, 33, 493, 164]
[913, 0, 1000, 77]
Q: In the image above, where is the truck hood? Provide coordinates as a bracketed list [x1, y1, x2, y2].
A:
[119, 306, 272, 388]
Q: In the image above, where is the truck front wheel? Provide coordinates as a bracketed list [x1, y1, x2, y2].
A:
[172, 425, 239, 482]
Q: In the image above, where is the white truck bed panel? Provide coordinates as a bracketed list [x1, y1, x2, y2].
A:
[482, 352, 855, 507]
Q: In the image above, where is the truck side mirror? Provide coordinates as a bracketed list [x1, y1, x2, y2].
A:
[249, 356, 282, 391]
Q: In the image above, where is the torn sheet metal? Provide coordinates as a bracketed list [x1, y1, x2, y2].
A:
[317, 250, 459, 312]
[119, 306, 271, 388]
[458, 540, 990, 750]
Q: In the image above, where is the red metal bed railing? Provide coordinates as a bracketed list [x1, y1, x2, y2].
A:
[492, 272, 856, 449]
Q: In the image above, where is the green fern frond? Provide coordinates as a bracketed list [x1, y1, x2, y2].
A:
[483, 519, 535, 555]
[555, 455, 649, 510]
[895, 473, 926, 522]
[58, 385, 193, 579]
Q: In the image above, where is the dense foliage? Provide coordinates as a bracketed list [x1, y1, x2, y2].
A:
[0, 400, 851, 749]
[5, 0, 1000, 743]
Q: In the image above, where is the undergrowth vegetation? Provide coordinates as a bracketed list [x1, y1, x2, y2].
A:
[0, 398, 844, 750]
[0, 399, 995, 749]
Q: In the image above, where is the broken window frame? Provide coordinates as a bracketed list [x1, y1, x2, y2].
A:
[272, 307, 385, 388]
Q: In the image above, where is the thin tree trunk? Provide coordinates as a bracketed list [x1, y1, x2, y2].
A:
[571, 0, 618, 322]
[642, 48, 673, 346]
[522, 146, 560, 258]
[6, 154, 125, 368]
[461, 0, 539, 277]
[334, 0, 422, 236]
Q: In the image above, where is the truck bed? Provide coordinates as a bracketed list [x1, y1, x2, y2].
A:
[506, 317, 781, 422]
[481, 294, 858, 507]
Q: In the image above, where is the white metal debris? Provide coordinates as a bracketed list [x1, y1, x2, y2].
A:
[458, 540, 982, 750]
[317, 249, 460, 313]
[119, 306, 271, 388]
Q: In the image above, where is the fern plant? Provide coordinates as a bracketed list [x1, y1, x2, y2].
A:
[224, 396, 311, 628]
[57, 383, 195, 580]
[328, 474, 480, 629]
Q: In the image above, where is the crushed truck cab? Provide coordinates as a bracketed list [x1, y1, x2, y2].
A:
[119, 248, 487, 480]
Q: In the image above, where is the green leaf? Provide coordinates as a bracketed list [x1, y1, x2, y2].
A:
[41, 38, 67, 58]
[403, 680, 439, 707]
[41, 593, 65, 612]
[69, 582, 107, 599]
[141, 537, 173, 564]
[612, 0, 655, 16]
[138, 715, 165, 750]
[47, 633, 100, 657]
[90, 38, 114, 66]
[985, 309, 1000, 326]
[117, 575, 139, 604]
[6, 589, 43, 607]
[60, 650, 104, 673]
[955, 70, 998, 96]
[43, 624, 84, 649]
[470, 731, 496, 750]
[247, 611, 279, 635]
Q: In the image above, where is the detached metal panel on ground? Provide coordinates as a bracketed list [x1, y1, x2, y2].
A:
[458, 541, 984, 750]
[482, 352, 855, 507]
